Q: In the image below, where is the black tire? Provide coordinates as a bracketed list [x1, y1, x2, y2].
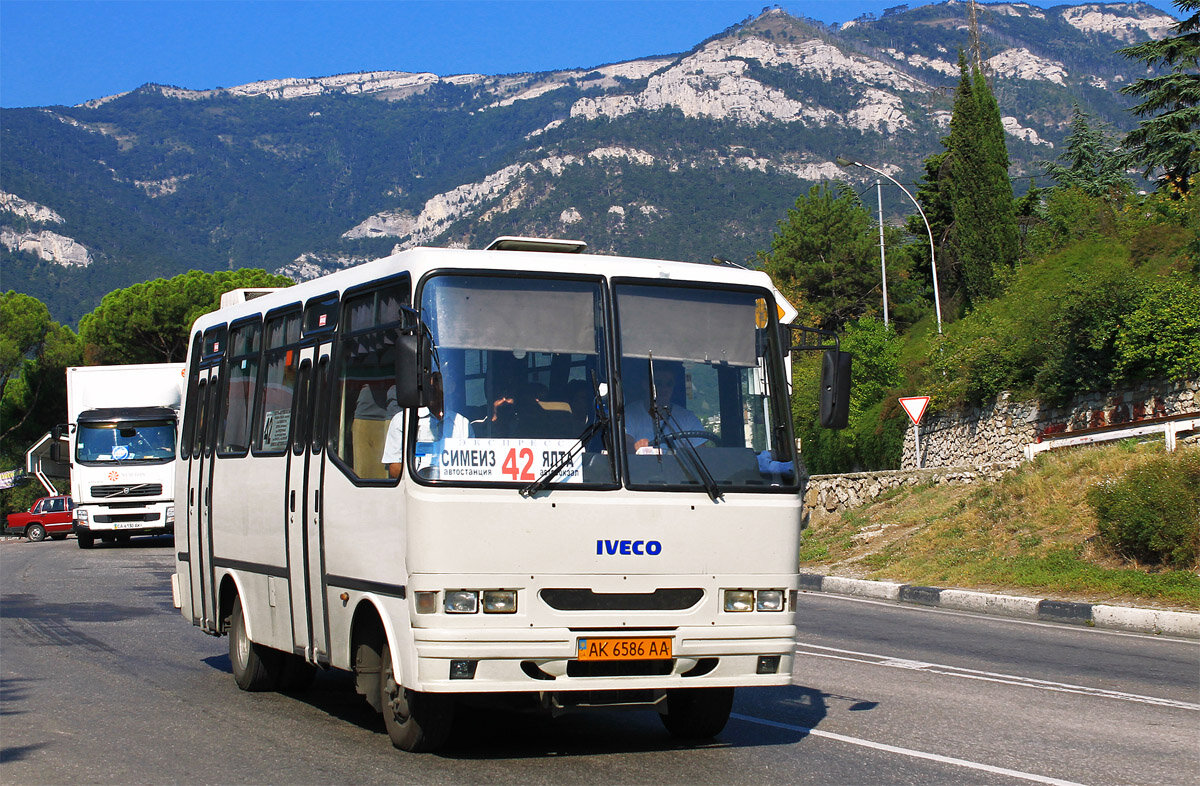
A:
[228, 594, 281, 691]
[379, 640, 453, 752]
[660, 687, 734, 739]
[26, 524, 46, 542]
[278, 653, 317, 693]
[77, 533, 94, 549]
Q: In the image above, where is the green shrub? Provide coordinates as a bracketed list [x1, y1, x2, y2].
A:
[1114, 273, 1200, 382]
[1087, 450, 1200, 569]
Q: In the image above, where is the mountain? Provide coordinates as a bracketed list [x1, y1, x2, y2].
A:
[0, 2, 1176, 324]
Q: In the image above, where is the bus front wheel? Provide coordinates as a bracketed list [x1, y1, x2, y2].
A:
[379, 641, 453, 752]
[660, 687, 734, 739]
[77, 533, 93, 549]
[228, 594, 281, 691]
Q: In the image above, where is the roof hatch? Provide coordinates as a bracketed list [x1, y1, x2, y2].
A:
[485, 236, 587, 254]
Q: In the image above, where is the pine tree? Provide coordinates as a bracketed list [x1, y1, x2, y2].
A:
[1043, 105, 1132, 198]
[947, 51, 1020, 304]
[1118, 0, 1200, 194]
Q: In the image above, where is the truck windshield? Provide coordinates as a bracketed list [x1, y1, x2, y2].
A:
[76, 419, 177, 464]
[615, 283, 798, 492]
[411, 274, 615, 486]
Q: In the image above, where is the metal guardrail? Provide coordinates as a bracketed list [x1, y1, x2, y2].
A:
[1023, 412, 1200, 460]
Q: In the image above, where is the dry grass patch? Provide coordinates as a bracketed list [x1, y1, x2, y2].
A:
[799, 441, 1200, 610]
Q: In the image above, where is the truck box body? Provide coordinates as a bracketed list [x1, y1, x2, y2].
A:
[67, 364, 185, 547]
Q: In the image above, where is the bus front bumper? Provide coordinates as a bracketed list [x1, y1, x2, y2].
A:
[410, 623, 796, 694]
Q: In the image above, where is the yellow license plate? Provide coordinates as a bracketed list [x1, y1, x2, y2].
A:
[576, 636, 673, 661]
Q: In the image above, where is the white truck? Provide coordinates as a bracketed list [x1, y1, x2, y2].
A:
[65, 363, 186, 549]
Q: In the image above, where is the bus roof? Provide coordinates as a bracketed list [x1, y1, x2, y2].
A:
[193, 241, 797, 332]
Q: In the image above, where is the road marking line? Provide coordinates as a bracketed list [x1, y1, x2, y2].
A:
[731, 713, 1086, 786]
[795, 643, 1200, 711]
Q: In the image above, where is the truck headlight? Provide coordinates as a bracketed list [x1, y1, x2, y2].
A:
[76, 509, 88, 523]
[166, 506, 175, 524]
[443, 590, 478, 614]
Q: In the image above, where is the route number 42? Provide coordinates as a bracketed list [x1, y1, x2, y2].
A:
[502, 448, 535, 481]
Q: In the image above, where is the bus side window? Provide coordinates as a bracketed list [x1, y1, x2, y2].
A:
[254, 310, 301, 455]
[331, 279, 410, 482]
[180, 333, 202, 458]
[218, 319, 261, 457]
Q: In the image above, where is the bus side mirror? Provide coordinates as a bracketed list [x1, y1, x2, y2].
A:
[394, 334, 428, 409]
[52, 423, 68, 440]
[819, 350, 852, 430]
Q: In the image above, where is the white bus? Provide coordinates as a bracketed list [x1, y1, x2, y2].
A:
[173, 237, 849, 752]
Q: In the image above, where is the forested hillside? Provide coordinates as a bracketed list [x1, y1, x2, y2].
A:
[0, 2, 1177, 324]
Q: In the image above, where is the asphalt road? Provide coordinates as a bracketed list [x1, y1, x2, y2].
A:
[2, 537, 1197, 785]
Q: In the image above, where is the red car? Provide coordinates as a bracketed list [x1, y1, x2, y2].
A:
[5, 496, 74, 542]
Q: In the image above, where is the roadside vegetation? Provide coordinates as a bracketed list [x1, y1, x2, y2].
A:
[797, 441, 1200, 610]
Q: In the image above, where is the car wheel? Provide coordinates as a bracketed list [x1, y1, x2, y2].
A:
[26, 524, 46, 542]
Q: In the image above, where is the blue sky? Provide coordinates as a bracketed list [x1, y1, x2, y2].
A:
[0, 1, 1174, 108]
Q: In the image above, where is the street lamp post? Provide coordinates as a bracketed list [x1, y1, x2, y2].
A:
[875, 179, 889, 327]
[836, 156, 942, 335]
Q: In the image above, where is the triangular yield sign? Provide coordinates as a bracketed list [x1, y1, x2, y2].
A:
[899, 396, 930, 426]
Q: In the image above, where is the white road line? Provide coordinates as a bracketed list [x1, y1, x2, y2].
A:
[731, 712, 1087, 786]
[795, 643, 1200, 711]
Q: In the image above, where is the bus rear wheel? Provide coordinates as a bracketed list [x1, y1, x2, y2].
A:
[660, 687, 734, 740]
[379, 641, 453, 752]
[228, 594, 281, 691]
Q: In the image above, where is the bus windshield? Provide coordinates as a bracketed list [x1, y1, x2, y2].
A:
[412, 274, 615, 486]
[615, 283, 797, 491]
[76, 419, 177, 464]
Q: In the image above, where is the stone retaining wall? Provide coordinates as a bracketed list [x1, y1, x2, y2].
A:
[800, 463, 1015, 524]
[901, 378, 1199, 469]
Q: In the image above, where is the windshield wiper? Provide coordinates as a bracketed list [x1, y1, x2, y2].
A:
[521, 374, 610, 497]
[659, 410, 723, 503]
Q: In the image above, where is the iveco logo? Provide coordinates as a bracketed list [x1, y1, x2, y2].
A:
[596, 539, 662, 556]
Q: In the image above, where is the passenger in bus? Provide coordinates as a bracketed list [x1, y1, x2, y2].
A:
[382, 371, 470, 478]
[623, 361, 704, 452]
[353, 378, 396, 480]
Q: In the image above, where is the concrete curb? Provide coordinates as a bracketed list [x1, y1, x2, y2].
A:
[799, 573, 1200, 639]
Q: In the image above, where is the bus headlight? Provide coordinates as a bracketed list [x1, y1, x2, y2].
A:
[482, 590, 517, 614]
[724, 590, 755, 612]
[756, 589, 785, 612]
[444, 590, 479, 614]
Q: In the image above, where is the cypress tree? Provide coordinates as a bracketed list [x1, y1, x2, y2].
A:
[947, 51, 1020, 305]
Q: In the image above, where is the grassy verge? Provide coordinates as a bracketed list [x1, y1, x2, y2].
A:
[798, 441, 1200, 610]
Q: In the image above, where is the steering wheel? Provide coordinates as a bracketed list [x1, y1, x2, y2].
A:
[657, 430, 720, 446]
